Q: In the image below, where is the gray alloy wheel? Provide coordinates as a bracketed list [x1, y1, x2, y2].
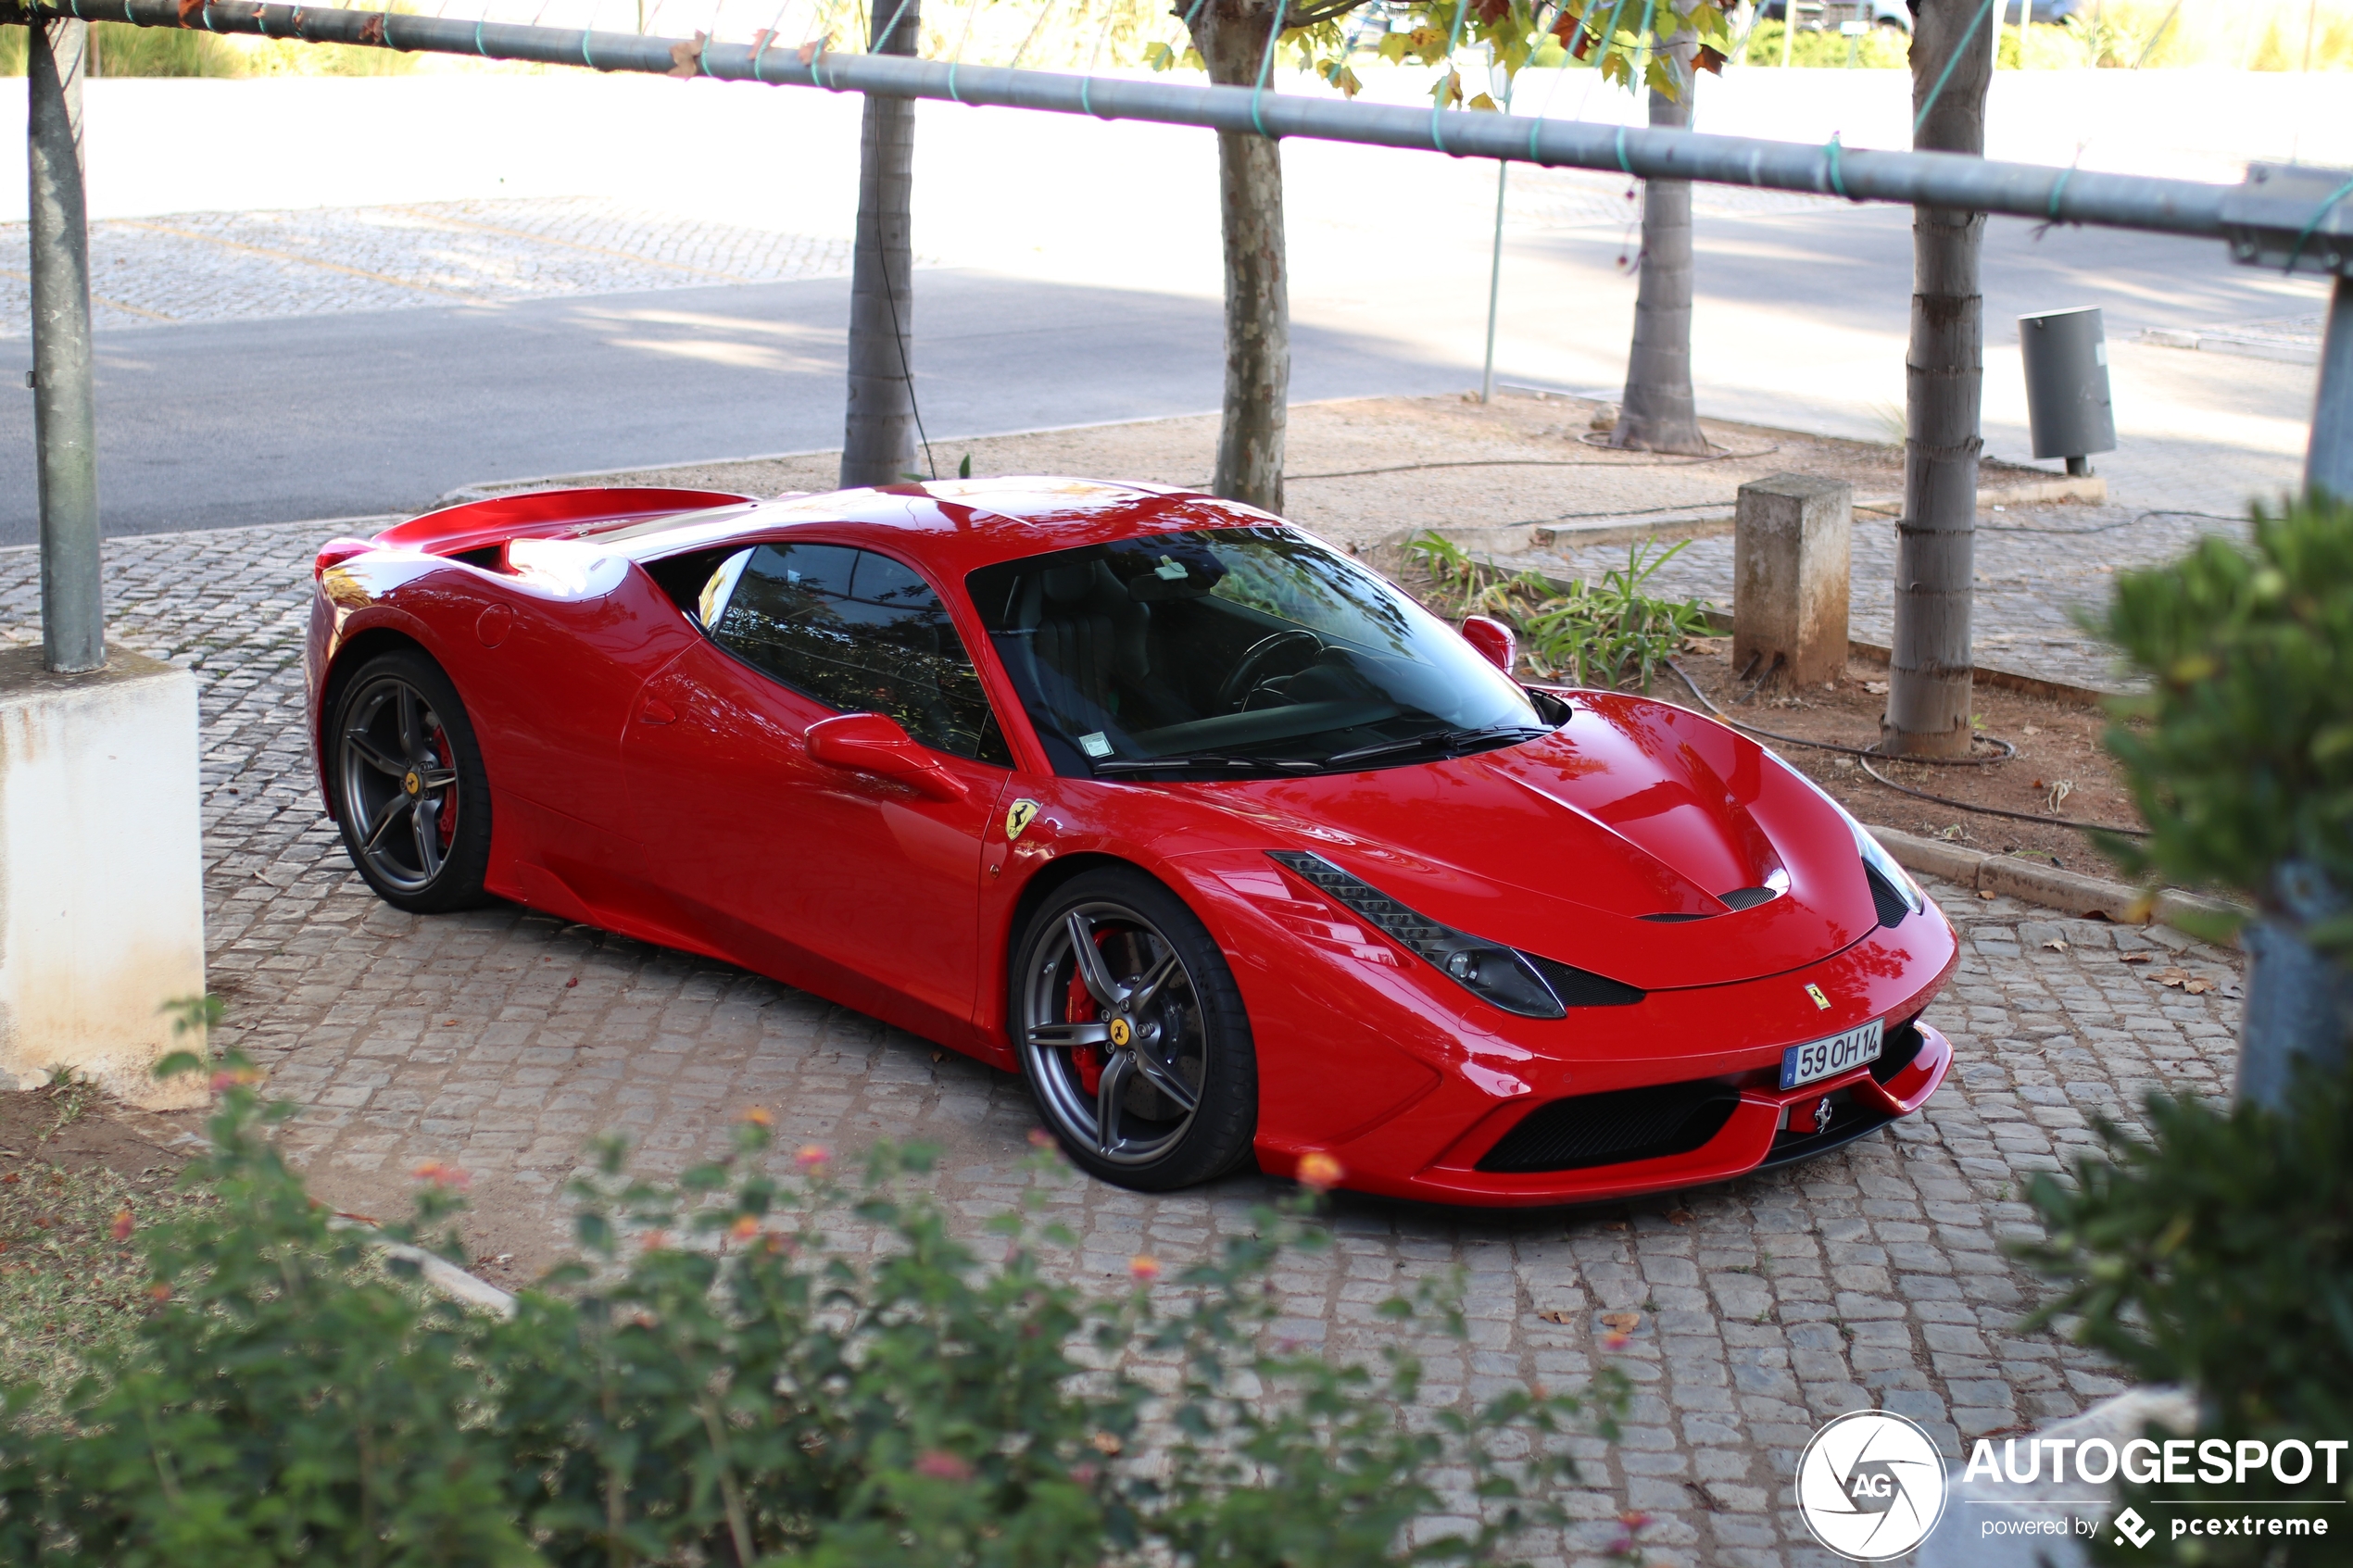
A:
[331, 650, 492, 913]
[1014, 868, 1257, 1190]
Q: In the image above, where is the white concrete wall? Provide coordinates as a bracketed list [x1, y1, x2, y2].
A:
[0, 646, 207, 1108]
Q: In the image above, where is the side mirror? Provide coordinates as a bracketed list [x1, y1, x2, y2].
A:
[805, 713, 968, 803]
[1460, 615, 1516, 674]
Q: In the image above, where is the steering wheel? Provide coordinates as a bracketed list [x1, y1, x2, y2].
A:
[1214, 630, 1323, 713]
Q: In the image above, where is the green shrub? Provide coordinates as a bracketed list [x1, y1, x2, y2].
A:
[1403, 529, 1714, 692]
[2086, 495, 2353, 949]
[0, 19, 417, 76]
[2019, 1072, 2353, 1563]
[0, 1066, 1629, 1565]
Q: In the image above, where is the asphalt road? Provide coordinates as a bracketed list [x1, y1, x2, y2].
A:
[0, 204, 2315, 544]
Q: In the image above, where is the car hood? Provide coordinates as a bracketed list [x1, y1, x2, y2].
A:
[1176, 692, 1884, 991]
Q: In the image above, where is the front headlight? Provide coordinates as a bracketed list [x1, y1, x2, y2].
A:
[1269, 851, 1643, 1017]
[1856, 822, 1926, 921]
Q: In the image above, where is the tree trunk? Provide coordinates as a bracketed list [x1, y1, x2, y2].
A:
[1610, 37, 1707, 458]
[1882, 0, 1991, 757]
[1192, 0, 1290, 514]
[839, 0, 922, 489]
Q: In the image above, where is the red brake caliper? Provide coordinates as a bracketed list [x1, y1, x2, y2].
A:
[429, 726, 458, 847]
[1067, 940, 1109, 1096]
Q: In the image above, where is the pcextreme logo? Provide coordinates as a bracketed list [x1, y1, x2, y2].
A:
[1794, 1410, 1949, 1561]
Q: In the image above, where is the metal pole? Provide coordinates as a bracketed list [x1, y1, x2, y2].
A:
[48, 0, 2309, 245]
[2309, 274, 2353, 501]
[1480, 158, 1508, 403]
[28, 16, 102, 674]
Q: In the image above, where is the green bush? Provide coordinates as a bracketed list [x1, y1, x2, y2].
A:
[0, 20, 417, 76]
[0, 1066, 1629, 1565]
[2020, 1073, 2353, 1563]
[1403, 529, 1714, 692]
[2087, 495, 2353, 949]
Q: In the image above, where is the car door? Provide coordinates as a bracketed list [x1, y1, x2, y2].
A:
[623, 539, 1014, 1047]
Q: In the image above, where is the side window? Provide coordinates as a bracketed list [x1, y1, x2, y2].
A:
[707, 542, 1013, 767]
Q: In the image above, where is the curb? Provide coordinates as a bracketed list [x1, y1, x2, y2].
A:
[1867, 824, 2241, 937]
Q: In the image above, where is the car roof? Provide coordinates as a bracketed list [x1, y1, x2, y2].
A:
[589, 476, 1283, 579]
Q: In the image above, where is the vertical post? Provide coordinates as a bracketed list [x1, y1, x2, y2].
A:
[28, 17, 103, 674]
[838, 0, 923, 489]
[1480, 76, 1511, 404]
[2309, 274, 2353, 501]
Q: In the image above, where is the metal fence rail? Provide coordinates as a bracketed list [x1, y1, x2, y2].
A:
[35, 0, 2353, 256]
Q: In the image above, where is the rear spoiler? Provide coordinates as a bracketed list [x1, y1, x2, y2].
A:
[370, 486, 760, 559]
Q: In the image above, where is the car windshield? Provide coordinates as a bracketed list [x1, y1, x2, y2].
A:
[965, 524, 1549, 777]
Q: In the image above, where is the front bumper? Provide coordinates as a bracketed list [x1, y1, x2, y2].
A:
[1363, 1020, 1951, 1207]
[1193, 852, 1962, 1209]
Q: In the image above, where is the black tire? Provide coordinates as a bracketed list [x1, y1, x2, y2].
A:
[328, 647, 493, 913]
[1013, 866, 1258, 1191]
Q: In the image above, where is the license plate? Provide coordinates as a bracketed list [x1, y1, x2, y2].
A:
[1780, 1018, 1884, 1090]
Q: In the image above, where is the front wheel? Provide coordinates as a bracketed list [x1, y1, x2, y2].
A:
[1013, 868, 1258, 1191]
[329, 648, 493, 913]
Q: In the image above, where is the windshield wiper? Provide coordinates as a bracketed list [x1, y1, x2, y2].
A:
[1091, 755, 1326, 777]
[1322, 724, 1550, 770]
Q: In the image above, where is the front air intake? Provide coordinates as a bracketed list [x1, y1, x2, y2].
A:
[1476, 1079, 1741, 1173]
[1865, 863, 1913, 928]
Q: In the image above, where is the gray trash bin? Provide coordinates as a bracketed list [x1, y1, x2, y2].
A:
[2019, 306, 2117, 477]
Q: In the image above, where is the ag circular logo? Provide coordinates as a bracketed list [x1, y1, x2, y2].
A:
[1794, 1409, 1949, 1561]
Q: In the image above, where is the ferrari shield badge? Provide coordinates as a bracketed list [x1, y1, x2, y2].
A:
[1806, 984, 1831, 1011]
[1004, 799, 1041, 842]
[1108, 1017, 1133, 1047]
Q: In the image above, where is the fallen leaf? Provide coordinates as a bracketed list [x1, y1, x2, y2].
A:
[1538, 1309, 1576, 1324]
[1864, 681, 1889, 696]
[2043, 938, 2069, 952]
[1598, 1311, 1643, 1333]
[1600, 1220, 1629, 1231]
[2183, 977, 2216, 996]
[1978, 889, 1997, 901]
[2119, 952, 2153, 964]
[1666, 1209, 1693, 1225]
[931, 1050, 945, 1063]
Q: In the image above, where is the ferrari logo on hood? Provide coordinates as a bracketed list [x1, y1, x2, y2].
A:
[1806, 984, 1831, 1010]
[1004, 799, 1041, 842]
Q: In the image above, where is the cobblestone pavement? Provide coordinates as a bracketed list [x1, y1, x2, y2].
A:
[1510, 502, 2255, 693]
[4, 519, 2250, 1565]
[0, 198, 863, 332]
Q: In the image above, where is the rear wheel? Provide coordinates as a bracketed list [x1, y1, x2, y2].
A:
[329, 649, 492, 912]
[1013, 868, 1257, 1191]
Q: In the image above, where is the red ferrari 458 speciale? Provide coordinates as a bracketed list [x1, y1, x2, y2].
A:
[305, 476, 1956, 1204]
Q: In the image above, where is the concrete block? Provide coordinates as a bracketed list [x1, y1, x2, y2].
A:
[0, 646, 206, 1107]
[1733, 473, 1852, 686]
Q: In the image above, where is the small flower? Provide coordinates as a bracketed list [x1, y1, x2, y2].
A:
[209, 1065, 264, 1092]
[1071, 1461, 1099, 1486]
[1128, 1255, 1160, 1283]
[1295, 1150, 1344, 1192]
[1604, 1330, 1632, 1351]
[147, 1282, 170, 1302]
[411, 1160, 471, 1191]
[914, 1450, 974, 1481]
[1617, 1511, 1652, 1531]
[639, 1229, 669, 1252]
[794, 1144, 830, 1173]
[110, 1208, 134, 1242]
[1026, 1127, 1057, 1149]
[737, 1106, 773, 1126]
[730, 1214, 761, 1241]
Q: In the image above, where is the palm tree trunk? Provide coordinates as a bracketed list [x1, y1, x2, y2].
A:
[1883, 0, 1991, 757]
[839, 0, 922, 489]
[1193, 0, 1290, 513]
[1610, 36, 1707, 457]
